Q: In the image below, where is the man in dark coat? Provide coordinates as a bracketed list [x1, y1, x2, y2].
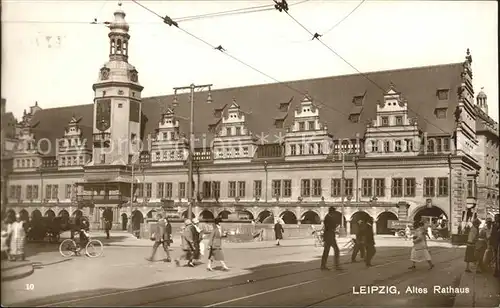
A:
[274, 220, 284, 246]
[146, 214, 171, 262]
[175, 219, 196, 267]
[363, 217, 376, 267]
[104, 217, 112, 239]
[321, 207, 343, 271]
[351, 220, 366, 262]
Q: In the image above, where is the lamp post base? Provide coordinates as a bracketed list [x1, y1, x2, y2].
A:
[338, 227, 347, 237]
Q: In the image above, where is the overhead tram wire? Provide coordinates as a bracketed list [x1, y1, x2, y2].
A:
[275, 0, 464, 141]
[2, 0, 309, 25]
[131, 0, 438, 147]
[321, 0, 366, 37]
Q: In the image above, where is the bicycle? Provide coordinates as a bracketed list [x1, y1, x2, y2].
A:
[59, 230, 104, 258]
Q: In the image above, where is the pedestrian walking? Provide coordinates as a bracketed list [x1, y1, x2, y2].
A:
[104, 217, 112, 239]
[351, 220, 365, 262]
[482, 217, 494, 272]
[191, 218, 203, 264]
[8, 213, 27, 261]
[207, 217, 229, 271]
[274, 219, 284, 246]
[492, 214, 500, 277]
[475, 219, 489, 273]
[364, 217, 376, 267]
[320, 207, 342, 271]
[1, 219, 11, 260]
[409, 221, 434, 270]
[175, 219, 196, 267]
[465, 219, 481, 273]
[146, 214, 171, 262]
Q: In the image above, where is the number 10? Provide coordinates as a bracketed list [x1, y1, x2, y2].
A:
[25, 284, 34, 290]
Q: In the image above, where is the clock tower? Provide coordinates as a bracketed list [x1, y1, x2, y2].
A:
[91, 2, 143, 166]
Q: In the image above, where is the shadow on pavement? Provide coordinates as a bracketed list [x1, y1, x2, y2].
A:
[8, 245, 487, 307]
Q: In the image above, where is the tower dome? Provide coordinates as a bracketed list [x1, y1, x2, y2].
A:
[476, 87, 488, 114]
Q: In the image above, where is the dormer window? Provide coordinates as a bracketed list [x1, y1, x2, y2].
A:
[308, 121, 315, 130]
[275, 119, 284, 128]
[235, 127, 241, 136]
[170, 132, 175, 140]
[437, 89, 449, 100]
[381, 117, 389, 126]
[214, 109, 223, 118]
[353, 96, 364, 106]
[298, 122, 305, 131]
[395, 116, 403, 125]
[226, 127, 231, 136]
[163, 132, 168, 140]
[435, 108, 447, 119]
[349, 114, 360, 123]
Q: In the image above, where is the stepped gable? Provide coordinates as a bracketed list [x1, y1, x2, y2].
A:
[29, 62, 463, 156]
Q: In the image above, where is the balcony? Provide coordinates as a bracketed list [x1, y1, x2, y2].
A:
[76, 194, 128, 204]
[194, 149, 212, 161]
[41, 157, 58, 170]
[93, 133, 111, 147]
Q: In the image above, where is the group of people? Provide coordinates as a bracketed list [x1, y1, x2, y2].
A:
[1, 213, 27, 261]
[464, 215, 499, 275]
[147, 214, 230, 271]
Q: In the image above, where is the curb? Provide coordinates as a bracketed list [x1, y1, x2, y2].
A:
[1, 263, 35, 282]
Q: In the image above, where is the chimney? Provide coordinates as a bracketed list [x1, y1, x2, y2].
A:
[30, 101, 42, 115]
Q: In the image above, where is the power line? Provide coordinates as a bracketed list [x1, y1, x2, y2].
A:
[277, 2, 462, 143]
[321, 0, 366, 37]
[131, 0, 459, 153]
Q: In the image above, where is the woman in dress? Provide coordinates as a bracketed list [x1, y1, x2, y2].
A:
[465, 219, 481, 272]
[9, 213, 27, 261]
[409, 221, 434, 270]
[274, 219, 284, 246]
[207, 217, 229, 271]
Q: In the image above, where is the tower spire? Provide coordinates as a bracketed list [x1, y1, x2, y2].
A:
[108, 1, 130, 62]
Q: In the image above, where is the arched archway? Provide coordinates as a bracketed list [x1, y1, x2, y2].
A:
[147, 210, 157, 219]
[131, 210, 143, 231]
[238, 210, 254, 220]
[72, 209, 83, 218]
[6, 209, 16, 223]
[121, 213, 128, 231]
[301, 211, 321, 224]
[350, 211, 372, 235]
[19, 209, 29, 222]
[45, 209, 55, 219]
[31, 209, 42, 224]
[376, 211, 398, 235]
[217, 210, 231, 220]
[413, 206, 447, 225]
[181, 210, 193, 219]
[103, 208, 113, 222]
[257, 210, 272, 223]
[199, 210, 215, 221]
[280, 211, 297, 224]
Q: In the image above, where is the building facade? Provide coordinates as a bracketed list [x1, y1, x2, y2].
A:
[5, 4, 491, 235]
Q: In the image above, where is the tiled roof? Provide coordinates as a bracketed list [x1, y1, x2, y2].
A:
[29, 63, 463, 156]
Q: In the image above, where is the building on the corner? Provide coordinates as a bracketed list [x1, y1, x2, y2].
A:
[474, 89, 499, 219]
[4, 3, 491, 235]
[1, 98, 18, 215]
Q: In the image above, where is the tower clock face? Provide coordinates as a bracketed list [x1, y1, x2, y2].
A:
[96, 99, 111, 131]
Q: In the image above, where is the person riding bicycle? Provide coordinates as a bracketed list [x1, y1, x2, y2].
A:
[76, 219, 90, 250]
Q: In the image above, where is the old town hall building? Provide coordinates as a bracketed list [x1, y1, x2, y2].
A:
[3, 4, 499, 235]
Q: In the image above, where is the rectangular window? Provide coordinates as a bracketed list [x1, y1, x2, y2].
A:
[442, 138, 450, 152]
[317, 143, 323, 154]
[395, 140, 402, 152]
[298, 122, 305, 131]
[362, 178, 372, 197]
[308, 121, 315, 130]
[345, 179, 353, 196]
[283, 180, 292, 197]
[381, 116, 389, 126]
[437, 89, 449, 100]
[46, 185, 52, 200]
[435, 108, 447, 119]
[52, 185, 58, 200]
[308, 144, 314, 155]
[331, 179, 341, 197]
[438, 177, 448, 196]
[371, 141, 378, 153]
[65, 184, 72, 199]
[290, 145, 296, 156]
[254, 180, 262, 197]
[212, 181, 221, 199]
[32, 185, 39, 199]
[165, 182, 173, 198]
[137, 183, 144, 198]
[226, 127, 231, 136]
[157, 183, 164, 198]
[26, 185, 32, 200]
[145, 183, 152, 198]
[16, 186, 21, 199]
[391, 178, 403, 197]
[272, 180, 281, 197]
[312, 179, 322, 197]
[203, 181, 212, 198]
[298, 144, 303, 155]
[10, 185, 16, 199]
[395, 116, 403, 125]
[238, 181, 246, 197]
[384, 141, 390, 152]
[228, 181, 236, 198]
[467, 180, 473, 198]
[375, 179, 385, 197]
[404, 178, 416, 197]
[301, 179, 311, 197]
[424, 178, 435, 197]
[235, 127, 241, 135]
[349, 114, 360, 123]
[178, 182, 186, 198]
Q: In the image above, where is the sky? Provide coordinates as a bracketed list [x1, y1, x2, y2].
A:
[1, 0, 498, 122]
